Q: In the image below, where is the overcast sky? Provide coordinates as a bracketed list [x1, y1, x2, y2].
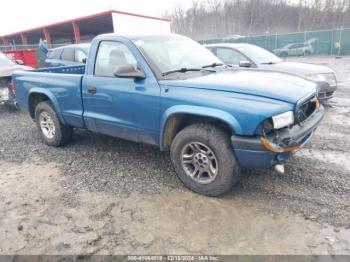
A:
[0, 0, 194, 35]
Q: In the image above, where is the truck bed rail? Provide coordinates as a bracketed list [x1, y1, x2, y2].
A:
[33, 65, 85, 75]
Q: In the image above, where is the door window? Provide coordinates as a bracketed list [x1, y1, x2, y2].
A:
[47, 49, 62, 59]
[61, 48, 74, 61]
[291, 44, 304, 49]
[75, 49, 87, 63]
[94, 41, 137, 77]
[216, 48, 246, 65]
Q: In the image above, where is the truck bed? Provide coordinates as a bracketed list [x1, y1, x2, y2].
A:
[13, 65, 86, 128]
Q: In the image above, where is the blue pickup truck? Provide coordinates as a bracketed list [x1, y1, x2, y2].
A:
[13, 34, 325, 196]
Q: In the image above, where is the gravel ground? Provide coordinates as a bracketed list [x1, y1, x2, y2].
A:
[238, 56, 350, 227]
[0, 56, 350, 255]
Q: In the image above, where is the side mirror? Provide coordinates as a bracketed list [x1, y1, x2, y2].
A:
[114, 65, 146, 80]
[239, 61, 252, 68]
[82, 58, 87, 64]
[15, 59, 24, 65]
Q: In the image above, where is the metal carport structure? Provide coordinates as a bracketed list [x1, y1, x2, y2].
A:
[0, 10, 171, 47]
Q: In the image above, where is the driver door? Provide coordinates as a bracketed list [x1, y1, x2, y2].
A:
[82, 41, 140, 141]
[82, 40, 161, 144]
[290, 44, 301, 56]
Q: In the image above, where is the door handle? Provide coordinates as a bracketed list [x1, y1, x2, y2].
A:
[87, 86, 97, 94]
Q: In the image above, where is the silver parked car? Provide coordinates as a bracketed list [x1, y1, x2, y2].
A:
[206, 43, 337, 100]
[273, 43, 314, 57]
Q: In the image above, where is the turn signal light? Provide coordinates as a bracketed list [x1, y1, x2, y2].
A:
[260, 138, 300, 153]
[315, 99, 320, 108]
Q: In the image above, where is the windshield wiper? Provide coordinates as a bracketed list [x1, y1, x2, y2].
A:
[162, 68, 201, 77]
[162, 67, 215, 77]
[202, 63, 225, 68]
[261, 61, 278, 65]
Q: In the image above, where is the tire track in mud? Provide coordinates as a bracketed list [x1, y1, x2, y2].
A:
[238, 155, 350, 227]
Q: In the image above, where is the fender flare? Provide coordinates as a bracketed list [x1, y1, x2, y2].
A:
[159, 105, 242, 151]
[28, 88, 66, 124]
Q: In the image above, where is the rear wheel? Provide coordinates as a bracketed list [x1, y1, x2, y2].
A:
[34, 101, 73, 147]
[170, 123, 240, 196]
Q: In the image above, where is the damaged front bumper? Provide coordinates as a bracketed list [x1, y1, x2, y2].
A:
[231, 105, 325, 168]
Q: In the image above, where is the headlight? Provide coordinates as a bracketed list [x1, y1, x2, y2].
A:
[306, 73, 337, 86]
[306, 74, 326, 82]
[272, 111, 294, 129]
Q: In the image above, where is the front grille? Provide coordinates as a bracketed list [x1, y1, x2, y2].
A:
[319, 91, 335, 99]
[295, 96, 318, 124]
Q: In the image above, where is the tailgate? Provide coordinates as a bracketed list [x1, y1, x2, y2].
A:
[13, 70, 84, 128]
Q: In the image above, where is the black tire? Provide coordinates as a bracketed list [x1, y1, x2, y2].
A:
[304, 50, 311, 56]
[34, 101, 73, 147]
[280, 52, 288, 58]
[170, 123, 240, 197]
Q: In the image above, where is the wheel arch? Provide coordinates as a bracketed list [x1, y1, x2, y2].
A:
[28, 88, 65, 124]
[159, 105, 242, 151]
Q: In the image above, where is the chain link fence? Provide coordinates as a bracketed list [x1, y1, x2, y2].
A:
[200, 28, 350, 57]
[1, 28, 349, 67]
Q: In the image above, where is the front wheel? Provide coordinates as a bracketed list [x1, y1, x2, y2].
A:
[35, 101, 73, 147]
[170, 123, 240, 196]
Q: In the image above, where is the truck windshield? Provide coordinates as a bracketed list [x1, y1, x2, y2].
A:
[134, 35, 223, 77]
[0, 52, 14, 66]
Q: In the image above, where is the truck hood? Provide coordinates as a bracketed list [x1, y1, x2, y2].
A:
[262, 61, 334, 76]
[160, 69, 317, 104]
[0, 64, 32, 77]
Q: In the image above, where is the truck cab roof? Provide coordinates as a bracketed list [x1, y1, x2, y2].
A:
[51, 43, 91, 50]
